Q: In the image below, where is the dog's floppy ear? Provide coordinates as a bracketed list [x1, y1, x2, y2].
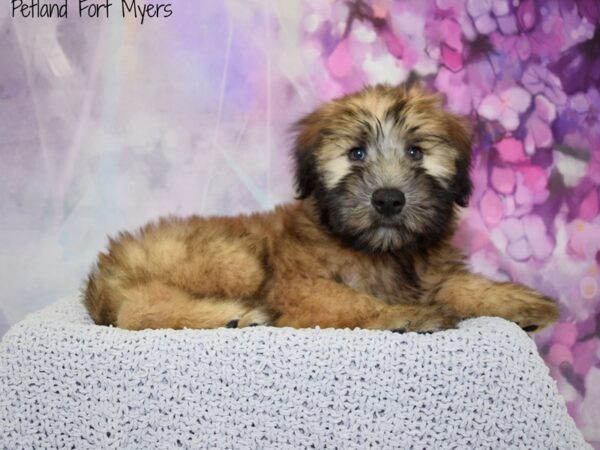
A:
[447, 117, 473, 207]
[454, 152, 473, 207]
[292, 109, 324, 199]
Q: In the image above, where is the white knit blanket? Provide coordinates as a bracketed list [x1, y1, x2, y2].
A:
[0, 296, 589, 449]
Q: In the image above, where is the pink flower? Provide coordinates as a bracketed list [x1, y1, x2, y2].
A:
[553, 322, 579, 347]
[479, 189, 504, 227]
[435, 68, 472, 115]
[504, 166, 549, 217]
[371, 0, 388, 19]
[434, 54, 496, 114]
[439, 18, 464, 71]
[579, 189, 599, 221]
[441, 44, 463, 72]
[380, 26, 404, 59]
[498, 217, 531, 260]
[494, 136, 527, 162]
[517, 165, 548, 193]
[327, 39, 354, 78]
[440, 18, 463, 52]
[548, 343, 574, 366]
[479, 87, 532, 131]
[496, 214, 554, 261]
[567, 221, 600, 260]
[523, 214, 554, 260]
[491, 166, 516, 194]
[572, 334, 599, 374]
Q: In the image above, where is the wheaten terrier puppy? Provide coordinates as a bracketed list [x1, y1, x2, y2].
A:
[84, 84, 559, 333]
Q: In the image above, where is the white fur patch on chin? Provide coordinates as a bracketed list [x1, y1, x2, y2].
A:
[322, 157, 352, 189]
[371, 227, 401, 250]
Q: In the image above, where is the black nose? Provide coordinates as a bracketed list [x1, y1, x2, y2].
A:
[372, 188, 405, 217]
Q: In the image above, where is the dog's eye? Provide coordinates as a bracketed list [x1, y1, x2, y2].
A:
[348, 147, 367, 161]
[406, 146, 423, 161]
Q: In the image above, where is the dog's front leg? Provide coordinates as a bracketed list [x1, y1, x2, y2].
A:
[433, 272, 559, 332]
[269, 277, 460, 332]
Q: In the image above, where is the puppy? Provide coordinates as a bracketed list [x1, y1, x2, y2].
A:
[84, 83, 559, 333]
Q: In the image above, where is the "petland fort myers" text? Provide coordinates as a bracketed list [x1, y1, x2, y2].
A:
[11, 0, 173, 24]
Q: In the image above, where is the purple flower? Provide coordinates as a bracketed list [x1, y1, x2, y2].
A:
[516, 0, 538, 32]
[563, 0, 600, 24]
[578, 0, 600, 23]
[496, 214, 554, 261]
[522, 65, 567, 106]
[466, 0, 498, 35]
[479, 87, 532, 131]
[524, 95, 557, 155]
[491, 3, 568, 62]
[549, 27, 600, 95]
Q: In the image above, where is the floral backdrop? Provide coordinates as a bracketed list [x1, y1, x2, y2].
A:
[1, 0, 599, 445]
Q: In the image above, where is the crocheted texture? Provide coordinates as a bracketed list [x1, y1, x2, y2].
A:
[0, 296, 589, 449]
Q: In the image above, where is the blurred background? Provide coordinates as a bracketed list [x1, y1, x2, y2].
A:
[1, 0, 599, 445]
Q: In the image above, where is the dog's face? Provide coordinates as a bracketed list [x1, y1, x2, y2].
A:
[293, 84, 472, 253]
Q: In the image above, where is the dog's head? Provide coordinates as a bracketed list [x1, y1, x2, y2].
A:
[293, 83, 472, 253]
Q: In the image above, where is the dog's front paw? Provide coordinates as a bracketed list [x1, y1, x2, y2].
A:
[224, 305, 272, 329]
[514, 295, 559, 334]
[499, 288, 560, 333]
[405, 305, 462, 333]
[374, 304, 461, 333]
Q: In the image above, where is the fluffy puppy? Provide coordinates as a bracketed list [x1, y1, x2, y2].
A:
[84, 83, 559, 333]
